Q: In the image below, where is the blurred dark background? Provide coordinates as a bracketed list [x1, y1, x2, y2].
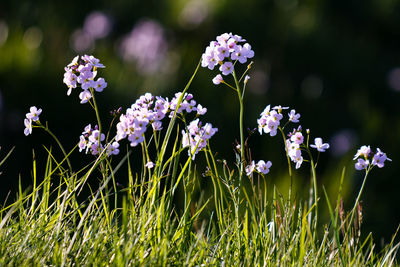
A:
[0, 0, 399, 244]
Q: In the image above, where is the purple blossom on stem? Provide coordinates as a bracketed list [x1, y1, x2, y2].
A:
[256, 160, 272, 175]
[353, 146, 391, 170]
[212, 74, 224, 85]
[201, 33, 254, 82]
[26, 106, 42, 121]
[355, 158, 369, 170]
[219, 62, 233, 76]
[372, 148, 391, 168]
[63, 55, 106, 102]
[24, 119, 32, 136]
[245, 160, 255, 176]
[310, 138, 330, 152]
[288, 109, 300, 123]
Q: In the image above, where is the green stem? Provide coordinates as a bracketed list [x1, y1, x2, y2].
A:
[232, 69, 244, 254]
[41, 123, 73, 173]
[348, 168, 370, 226]
[310, 158, 318, 236]
[156, 60, 201, 178]
[89, 88, 103, 134]
[278, 127, 292, 177]
[232, 70, 244, 171]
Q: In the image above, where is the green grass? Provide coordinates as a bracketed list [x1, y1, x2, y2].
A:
[0, 146, 398, 266]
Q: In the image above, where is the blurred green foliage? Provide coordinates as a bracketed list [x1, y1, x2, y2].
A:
[1, 0, 400, 243]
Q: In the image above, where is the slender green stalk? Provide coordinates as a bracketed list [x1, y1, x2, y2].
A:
[89, 88, 103, 137]
[347, 168, 370, 228]
[40, 123, 73, 173]
[310, 158, 318, 236]
[278, 127, 292, 177]
[156, 60, 201, 178]
[232, 69, 244, 258]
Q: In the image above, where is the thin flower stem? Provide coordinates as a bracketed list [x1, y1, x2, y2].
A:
[278, 127, 292, 177]
[310, 158, 318, 236]
[232, 69, 244, 251]
[156, 60, 201, 178]
[89, 88, 103, 134]
[41, 123, 73, 173]
[305, 147, 318, 236]
[232, 70, 244, 172]
[221, 81, 238, 92]
[348, 168, 371, 226]
[238, 61, 253, 83]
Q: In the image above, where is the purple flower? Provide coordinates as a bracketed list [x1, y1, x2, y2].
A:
[216, 44, 230, 61]
[272, 105, 289, 113]
[353, 145, 371, 160]
[152, 121, 163, 131]
[212, 74, 224, 85]
[94, 77, 107, 92]
[67, 55, 79, 67]
[288, 109, 300, 123]
[290, 132, 304, 145]
[245, 160, 255, 176]
[128, 133, 144, 147]
[231, 45, 247, 64]
[201, 33, 255, 79]
[256, 160, 272, 175]
[310, 138, 330, 152]
[181, 119, 218, 160]
[372, 148, 391, 168]
[241, 43, 254, 59]
[63, 70, 78, 94]
[196, 104, 207, 115]
[26, 106, 42, 121]
[145, 161, 155, 169]
[88, 130, 105, 144]
[353, 146, 391, 170]
[292, 149, 303, 169]
[355, 158, 369, 170]
[78, 135, 88, 152]
[82, 55, 105, 68]
[24, 118, 32, 136]
[107, 142, 120, 156]
[79, 90, 92, 104]
[219, 62, 233, 76]
[63, 55, 106, 102]
[201, 47, 218, 70]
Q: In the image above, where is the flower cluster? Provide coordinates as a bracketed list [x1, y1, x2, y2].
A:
[168, 92, 207, 118]
[257, 105, 291, 136]
[285, 128, 305, 169]
[78, 124, 119, 156]
[116, 92, 207, 147]
[353, 145, 391, 170]
[258, 104, 329, 169]
[24, 106, 42, 136]
[201, 33, 254, 83]
[245, 160, 272, 177]
[182, 119, 218, 160]
[63, 55, 107, 104]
